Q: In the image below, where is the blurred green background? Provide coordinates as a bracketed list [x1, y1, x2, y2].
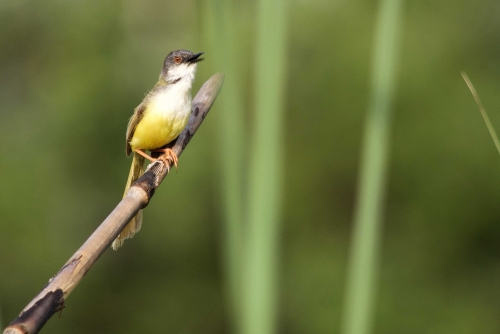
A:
[1, 0, 500, 333]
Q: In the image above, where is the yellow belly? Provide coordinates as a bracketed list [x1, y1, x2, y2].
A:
[129, 106, 190, 151]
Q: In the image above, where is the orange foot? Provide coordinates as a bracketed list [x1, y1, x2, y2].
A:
[150, 148, 178, 169]
[134, 148, 178, 171]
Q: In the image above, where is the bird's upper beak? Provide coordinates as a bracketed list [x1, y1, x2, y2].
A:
[187, 52, 204, 63]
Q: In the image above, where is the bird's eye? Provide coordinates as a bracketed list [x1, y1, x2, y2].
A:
[174, 56, 182, 63]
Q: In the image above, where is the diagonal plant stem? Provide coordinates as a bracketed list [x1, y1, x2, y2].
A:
[461, 72, 500, 156]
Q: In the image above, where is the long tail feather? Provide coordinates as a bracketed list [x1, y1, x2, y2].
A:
[112, 152, 145, 250]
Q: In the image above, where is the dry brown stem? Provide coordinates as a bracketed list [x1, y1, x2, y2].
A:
[3, 73, 224, 334]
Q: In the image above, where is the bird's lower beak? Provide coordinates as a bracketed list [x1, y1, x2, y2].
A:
[187, 52, 204, 63]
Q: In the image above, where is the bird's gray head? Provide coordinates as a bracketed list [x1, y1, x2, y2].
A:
[161, 49, 204, 84]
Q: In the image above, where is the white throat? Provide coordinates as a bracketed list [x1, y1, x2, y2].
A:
[148, 63, 197, 120]
[166, 63, 197, 85]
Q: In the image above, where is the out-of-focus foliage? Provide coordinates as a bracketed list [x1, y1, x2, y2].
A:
[0, 0, 500, 333]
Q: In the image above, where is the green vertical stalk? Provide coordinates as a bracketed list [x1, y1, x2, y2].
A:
[200, 0, 246, 330]
[242, 0, 287, 332]
[341, 1, 403, 334]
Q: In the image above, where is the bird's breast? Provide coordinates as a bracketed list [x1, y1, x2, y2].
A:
[129, 85, 192, 151]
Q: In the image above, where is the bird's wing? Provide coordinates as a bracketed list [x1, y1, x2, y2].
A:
[126, 102, 147, 156]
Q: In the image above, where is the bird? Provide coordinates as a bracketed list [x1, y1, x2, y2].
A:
[112, 49, 203, 250]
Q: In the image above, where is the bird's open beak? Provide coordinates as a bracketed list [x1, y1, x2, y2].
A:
[187, 52, 204, 63]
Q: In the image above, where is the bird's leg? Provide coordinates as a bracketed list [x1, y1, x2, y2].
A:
[134, 149, 156, 163]
[134, 148, 177, 172]
[150, 148, 178, 169]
